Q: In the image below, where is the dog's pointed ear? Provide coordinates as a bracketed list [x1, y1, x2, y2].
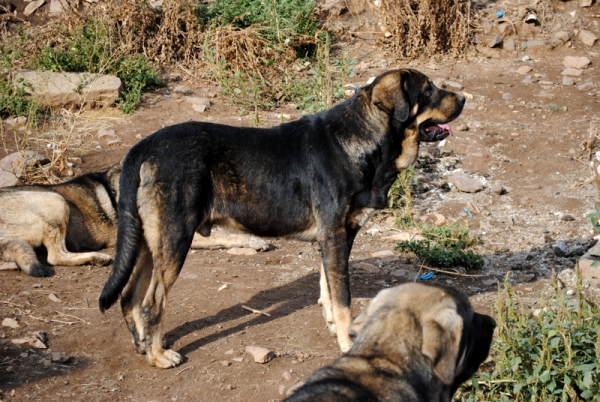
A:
[348, 288, 392, 340]
[371, 71, 410, 123]
[421, 309, 464, 385]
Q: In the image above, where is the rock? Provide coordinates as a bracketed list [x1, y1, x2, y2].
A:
[0, 170, 18, 188]
[578, 30, 598, 47]
[562, 76, 575, 86]
[279, 384, 286, 395]
[561, 214, 575, 222]
[562, 68, 583, 77]
[578, 259, 600, 281]
[2, 318, 19, 329]
[226, 247, 257, 256]
[49, 0, 69, 15]
[488, 35, 503, 48]
[577, 82, 595, 91]
[232, 357, 244, 362]
[12, 331, 48, 349]
[587, 241, 600, 257]
[444, 81, 463, 90]
[24, 0, 45, 17]
[481, 21, 493, 34]
[504, 38, 516, 51]
[553, 31, 570, 44]
[371, 250, 396, 259]
[13, 70, 122, 109]
[0, 151, 50, 178]
[185, 97, 211, 106]
[282, 371, 292, 381]
[97, 128, 117, 138]
[382, 232, 425, 242]
[221, 360, 231, 367]
[502, 93, 512, 100]
[245, 346, 275, 364]
[526, 40, 546, 52]
[224, 348, 234, 355]
[563, 56, 591, 69]
[446, 171, 484, 193]
[50, 352, 70, 363]
[492, 182, 505, 195]
[553, 240, 567, 257]
[172, 85, 194, 95]
[516, 65, 533, 75]
[48, 293, 61, 303]
[390, 269, 406, 277]
[482, 279, 497, 286]
[163, 73, 181, 82]
[557, 268, 575, 287]
[352, 262, 378, 271]
[192, 104, 207, 113]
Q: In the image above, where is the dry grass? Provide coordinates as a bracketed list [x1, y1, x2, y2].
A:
[376, 0, 473, 59]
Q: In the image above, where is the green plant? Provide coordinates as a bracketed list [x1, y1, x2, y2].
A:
[456, 270, 600, 401]
[589, 205, 600, 235]
[388, 167, 415, 226]
[546, 103, 562, 112]
[31, 19, 163, 113]
[396, 239, 483, 271]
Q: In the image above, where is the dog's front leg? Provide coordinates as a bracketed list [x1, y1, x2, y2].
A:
[319, 235, 353, 353]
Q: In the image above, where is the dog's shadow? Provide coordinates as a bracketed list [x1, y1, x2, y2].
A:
[166, 271, 387, 356]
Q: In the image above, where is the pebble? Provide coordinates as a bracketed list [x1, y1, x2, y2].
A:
[2, 318, 19, 329]
[48, 293, 61, 303]
[516, 66, 533, 75]
[444, 81, 464, 90]
[278, 385, 286, 395]
[492, 182, 505, 195]
[245, 346, 275, 364]
[371, 250, 396, 259]
[502, 93, 512, 100]
[578, 30, 598, 47]
[578, 82, 595, 91]
[282, 371, 292, 381]
[446, 171, 484, 193]
[562, 76, 575, 86]
[221, 360, 231, 367]
[488, 35, 503, 48]
[390, 269, 406, 277]
[51, 352, 70, 363]
[352, 262, 378, 271]
[561, 68, 583, 77]
[563, 56, 591, 69]
[172, 85, 194, 95]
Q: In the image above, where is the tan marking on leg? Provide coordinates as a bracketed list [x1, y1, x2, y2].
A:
[318, 262, 336, 334]
[332, 302, 353, 353]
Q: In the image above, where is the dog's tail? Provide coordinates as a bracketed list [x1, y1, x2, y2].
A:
[98, 153, 145, 313]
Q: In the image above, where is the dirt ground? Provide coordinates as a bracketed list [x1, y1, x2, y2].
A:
[2, 0, 600, 401]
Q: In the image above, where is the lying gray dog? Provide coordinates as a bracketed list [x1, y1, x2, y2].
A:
[285, 283, 496, 402]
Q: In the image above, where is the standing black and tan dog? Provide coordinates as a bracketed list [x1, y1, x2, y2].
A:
[285, 283, 496, 402]
[98, 69, 465, 368]
[0, 164, 269, 277]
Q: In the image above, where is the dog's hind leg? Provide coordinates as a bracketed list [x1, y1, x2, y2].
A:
[0, 238, 50, 277]
[318, 262, 336, 334]
[120, 243, 154, 354]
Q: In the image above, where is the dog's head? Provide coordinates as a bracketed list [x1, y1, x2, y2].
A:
[367, 69, 465, 168]
[349, 283, 495, 395]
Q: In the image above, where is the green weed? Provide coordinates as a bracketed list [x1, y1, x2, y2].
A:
[546, 103, 563, 112]
[456, 270, 600, 401]
[31, 19, 163, 113]
[388, 167, 415, 227]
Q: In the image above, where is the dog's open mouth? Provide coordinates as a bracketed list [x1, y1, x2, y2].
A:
[421, 123, 453, 142]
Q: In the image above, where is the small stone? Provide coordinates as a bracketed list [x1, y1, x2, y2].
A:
[553, 31, 570, 44]
[353, 262, 378, 271]
[232, 357, 244, 362]
[185, 97, 211, 106]
[444, 81, 463, 90]
[282, 371, 292, 381]
[51, 352, 70, 363]
[578, 82, 596, 91]
[2, 318, 19, 329]
[516, 66, 533, 75]
[279, 384, 286, 395]
[390, 269, 406, 277]
[97, 128, 116, 138]
[221, 360, 231, 367]
[224, 349, 234, 355]
[192, 104, 207, 113]
[245, 346, 275, 364]
[504, 38, 516, 51]
[562, 76, 575, 86]
[526, 40, 546, 52]
[561, 214, 575, 222]
[562, 68, 583, 77]
[482, 279, 497, 286]
[172, 85, 194, 95]
[446, 171, 484, 193]
[578, 30, 598, 47]
[226, 247, 257, 256]
[48, 293, 61, 303]
[24, 0, 45, 17]
[553, 240, 568, 257]
[563, 56, 591, 69]
[492, 182, 505, 195]
[107, 138, 122, 146]
[371, 250, 396, 259]
[502, 93, 512, 100]
[488, 35, 503, 48]
[365, 227, 381, 235]
[587, 241, 600, 257]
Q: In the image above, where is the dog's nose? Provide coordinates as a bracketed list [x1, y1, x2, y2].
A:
[457, 93, 466, 105]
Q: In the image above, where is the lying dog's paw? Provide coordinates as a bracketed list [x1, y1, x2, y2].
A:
[339, 341, 353, 353]
[92, 254, 113, 266]
[27, 262, 53, 277]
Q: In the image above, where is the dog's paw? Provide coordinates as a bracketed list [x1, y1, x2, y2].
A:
[27, 262, 53, 277]
[248, 237, 271, 251]
[92, 254, 113, 266]
[148, 349, 183, 368]
[339, 341, 353, 353]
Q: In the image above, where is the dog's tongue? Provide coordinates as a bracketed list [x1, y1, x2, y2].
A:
[437, 123, 453, 137]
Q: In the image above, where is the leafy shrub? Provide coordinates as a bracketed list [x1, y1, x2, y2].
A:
[32, 19, 163, 113]
[456, 271, 600, 401]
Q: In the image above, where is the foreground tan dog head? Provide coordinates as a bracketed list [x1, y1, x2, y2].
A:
[285, 283, 495, 402]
